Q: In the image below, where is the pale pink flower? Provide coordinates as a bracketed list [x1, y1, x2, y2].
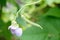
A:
[8, 25, 23, 37]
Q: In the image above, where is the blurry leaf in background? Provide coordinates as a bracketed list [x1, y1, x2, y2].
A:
[2, 21, 12, 40]
[16, 14, 30, 29]
[16, 2, 60, 40]
[45, 7, 60, 18]
[21, 6, 60, 40]
[0, 19, 11, 40]
[22, 26, 47, 40]
[37, 16, 60, 40]
[0, 0, 6, 6]
[0, 0, 6, 18]
[22, 26, 59, 40]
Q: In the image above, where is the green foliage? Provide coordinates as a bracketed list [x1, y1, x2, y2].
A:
[21, 7, 60, 40]
[16, 14, 28, 28]
[45, 7, 60, 17]
[0, 19, 11, 40]
[0, 0, 60, 40]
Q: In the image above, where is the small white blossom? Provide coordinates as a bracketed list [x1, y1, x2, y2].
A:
[8, 25, 23, 37]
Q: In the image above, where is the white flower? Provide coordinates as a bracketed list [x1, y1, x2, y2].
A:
[8, 25, 23, 37]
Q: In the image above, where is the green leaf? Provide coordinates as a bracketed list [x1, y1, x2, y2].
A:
[0, 0, 6, 6]
[22, 26, 48, 40]
[22, 24, 59, 40]
[0, 19, 11, 40]
[2, 21, 11, 40]
[21, 7, 60, 40]
[16, 14, 28, 28]
[37, 16, 60, 40]
[45, 7, 60, 18]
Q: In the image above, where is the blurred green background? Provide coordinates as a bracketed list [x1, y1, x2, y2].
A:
[0, 0, 60, 40]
